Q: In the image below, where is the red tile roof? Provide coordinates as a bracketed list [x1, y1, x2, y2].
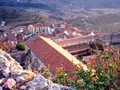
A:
[56, 36, 92, 47]
[3, 42, 16, 49]
[64, 43, 90, 53]
[79, 31, 89, 36]
[25, 36, 87, 74]
[12, 26, 26, 34]
[0, 34, 8, 42]
[31, 23, 43, 27]
[7, 34, 16, 41]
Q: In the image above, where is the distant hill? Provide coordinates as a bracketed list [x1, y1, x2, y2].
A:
[66, 13, 120, 32]
[43, 0, 120, 9]
[0, 0, 55, 11]
[62, 0, 120, 9]
[0, 6, 60, 30]
[18, 0, 120, 9]
[1, 0, 120, 32]
[1, 0, 120, 10]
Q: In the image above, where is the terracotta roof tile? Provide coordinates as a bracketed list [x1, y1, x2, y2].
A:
[64, 43, 90, 53]
[25, 36, 87, 74]
[7, 34, 16, 41]
[3, 42, 15, 49]
[56, 36, 92, 47]
[79, 31, 89, 36]
[31, 23, 43, 27]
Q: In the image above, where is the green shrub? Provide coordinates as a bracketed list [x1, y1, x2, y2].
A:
[16, 42, 25, 51]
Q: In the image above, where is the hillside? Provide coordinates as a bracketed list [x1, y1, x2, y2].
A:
[18, 0, 120, 9]
[0, 0, 55, 11]
[66, 13, 120, 32]
[1, 0, 120, 10]
[0, 7, 57, 31]
[0, 7, 59, 30]
[1, 0, 120, 32]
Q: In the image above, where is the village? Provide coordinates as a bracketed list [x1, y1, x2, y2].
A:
[0, 21, 120, 90]
[0, 21, 120, 73]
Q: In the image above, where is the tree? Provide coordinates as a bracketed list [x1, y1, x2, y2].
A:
[16, 42, 25, 51]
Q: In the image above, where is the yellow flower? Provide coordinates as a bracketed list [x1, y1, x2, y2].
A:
[95, 75, 99, 80]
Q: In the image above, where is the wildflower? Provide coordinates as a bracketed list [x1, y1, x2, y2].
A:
[76, 64, 80, 68]
[56, 67, 58, 70]
[98, 50, 102, 53]
[60, 64, 63, 67]
[104, 49, 109, 53]
[109, 64, 114, 68]
[95, 75, 99, 80]
[50, 74, 54, 78]
[34, 70, 38, 75]
[77, 79, 84, 84]
[1, 79, 7, 85]
[103, 66, 108, 71]
[37, 68, 41, 72]
[48, 64, 50, 70]
[87, 60, 90, 63]
[91, 58, 95, 61]
[78, 88, 82, 90]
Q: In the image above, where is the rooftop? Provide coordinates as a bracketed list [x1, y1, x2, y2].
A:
[56, 36, 93, 47]
[64, 43, 90, 54]
[10, 50, 25, 56]
[25, 36, 87, 74]
[30, 23, 43, 27]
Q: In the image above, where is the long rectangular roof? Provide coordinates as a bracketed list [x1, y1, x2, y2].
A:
[26, 36, 87, 74]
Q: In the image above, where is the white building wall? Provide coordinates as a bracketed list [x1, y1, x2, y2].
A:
[28, 25, 35, 34]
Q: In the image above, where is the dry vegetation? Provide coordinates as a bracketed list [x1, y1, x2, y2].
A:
[66, 12, 120, 32]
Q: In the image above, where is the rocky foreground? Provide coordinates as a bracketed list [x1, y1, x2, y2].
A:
[0, 50, 71, 90]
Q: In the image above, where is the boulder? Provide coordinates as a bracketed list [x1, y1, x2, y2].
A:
[0, 50, 34, 89]
[48, 84, 72, 90]
[11, 70, 34, 84]
[0, 50, 23, 77]
[0, 50, 72, 90]
[26, 74, 49, 90]
[2, 78, 16, 89]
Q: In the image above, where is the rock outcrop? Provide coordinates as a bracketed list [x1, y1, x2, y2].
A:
[0, 50, 72, 90]
[0, 50, 23, 78]
[19, 74, 51, 90]
[0, 50, 35, 89]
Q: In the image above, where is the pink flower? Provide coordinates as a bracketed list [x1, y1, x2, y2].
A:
[60, 64, 63, 67]
[87, 60, 90, 63]
[104, 49, 109, 53]
[98, 50, 102, 53]
[48, 64, 50, 70]
[103, 66, 108, 71]
[78, 88, 82, 90]
[76, 64, 79, 68]
[34, 71, 38, 75]
[91, 58, 95, 61]
[37, 68, 41, 72]
[50, 74, 54, 78]
[1, 79, 7, 85]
